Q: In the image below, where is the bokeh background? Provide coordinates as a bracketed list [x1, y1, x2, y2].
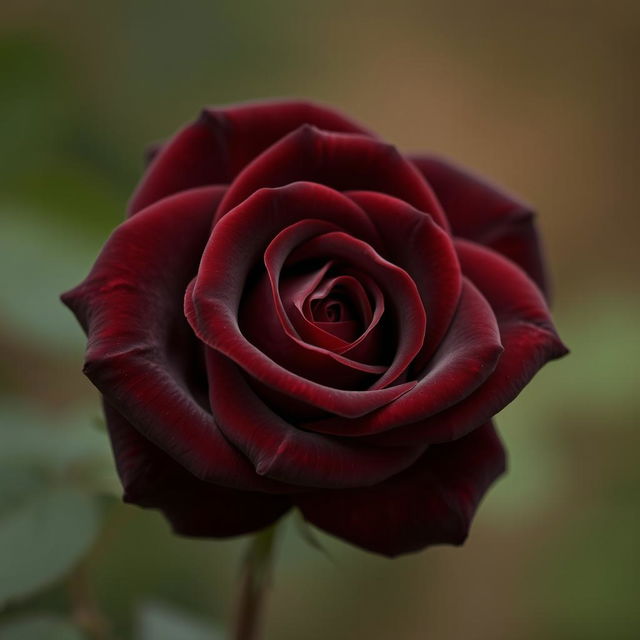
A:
[1, 1, 639, 638]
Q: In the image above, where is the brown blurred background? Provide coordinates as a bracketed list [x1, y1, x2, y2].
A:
[1, 1, 639, 639]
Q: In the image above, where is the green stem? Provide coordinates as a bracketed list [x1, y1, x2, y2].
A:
[232, 524, 280, 640]
[68, 557, 112, 640]
[67, 502, 129, 640]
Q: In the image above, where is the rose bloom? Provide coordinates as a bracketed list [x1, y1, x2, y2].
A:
[62, 100, 567, 556]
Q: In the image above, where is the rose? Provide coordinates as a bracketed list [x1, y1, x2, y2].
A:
[62, 100, 567, 557]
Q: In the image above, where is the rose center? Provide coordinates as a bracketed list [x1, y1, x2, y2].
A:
[310, 296, 353, 323]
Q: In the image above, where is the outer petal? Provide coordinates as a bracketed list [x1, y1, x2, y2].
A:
[410, 154, 548, 294]
[295, 422, 506, 557]
[104, 402, 291, 537]
[207, 351, 426, 489]
[61, 187, 286, 493]
[129, 99, 371, 215]
[366, 241, 568, 447]
[216, 125, 449, 229]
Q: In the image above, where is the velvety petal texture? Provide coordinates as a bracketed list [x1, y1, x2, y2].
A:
[63, 99, 567, 557]
[185, 183, 417, 418]
[104, 402, 291, 536]
[129, 100, 372, 215]
[216, 125, 449, 229]
[410, 154, 548, 295]
[62, 187, 287, 493]
[207, 351, 427, 489]
[295, 422, 506, 557]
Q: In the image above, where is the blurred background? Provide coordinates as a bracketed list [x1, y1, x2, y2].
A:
[1, 1, 639, 638]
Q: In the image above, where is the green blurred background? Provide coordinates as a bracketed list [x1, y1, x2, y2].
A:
[1, 1, 639, 638]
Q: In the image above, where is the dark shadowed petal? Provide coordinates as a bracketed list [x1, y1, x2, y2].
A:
[282, 268, 372, 351]
[61, 187, 287, 492]
[285, 231, 426, 390]
[346, 191, 462, 366]
[238, 219, 386, 390]
[263, 219, 387, 373]
[365, 240, 568, 447]
[103, 402, 291, 536]
[289, 272, 385, 363]
[410, 154, 548, 294]
[295, 422, 506, 557]
[215, 126, 448, 229]
[240, 269, 385, 390]
[305, 279, 502, 436]
[186, 183, 416, 417]
[206, 351, 426, 489]
[304, 273, 386, 363]
[129, 99, 371, 215]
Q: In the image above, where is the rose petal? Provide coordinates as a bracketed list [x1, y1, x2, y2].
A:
[305, 279, 502, 436]
[304, 273, 386, 363]
[410, 154, 548, 295]
[278, 259, 386, 366]
[273, 261, 352, 351]
[215, 125, 449, 229]
[285, 231, 427, 390]
[295, 421, 506, 557]
[207, 351, 426, 489]
[303, 275, 369, 327]
[346, 191, 462, 366]
[312, 319, 360, 342]
[129, 99, 371, 215]
[104, 402, 291, 536]
[240, 269, 385, 390]
[284, 269, 370, 350]
[291, 273, 385, 361]
[186, 183, 416, 417]
[365, 241, 568, 446]
[261, 218, 387, 377]
[238, 216, 387, 390]
[61, 187, 286, 492]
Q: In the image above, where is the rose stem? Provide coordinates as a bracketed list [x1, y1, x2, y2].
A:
[67, 503, 130, 640]
[67, 556, 112, 640]
[232, 524, 280, 640]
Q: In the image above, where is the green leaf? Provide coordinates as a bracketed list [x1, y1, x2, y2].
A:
[0, 405, 120, 499]
[0, 206, 103, 352]
[0, 615, 84, 640]
[0, 488, 101, 607]
[136, 601, 224, 640]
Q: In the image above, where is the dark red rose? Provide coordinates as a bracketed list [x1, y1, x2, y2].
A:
[62, 100, 567, 556]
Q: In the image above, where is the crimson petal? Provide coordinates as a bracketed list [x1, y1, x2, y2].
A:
[285, 231, 427, 390]
[186, 183, 415, 417]
[346, 191, 462, 366]
[104, 402, 291, 536]
[292, 273, 383, 357]
[295, 422, 506, 557]
[366, 241, 568, 446]
[129, 99, 371, 215]
[62, 187, 286, 492]
[261, 218, 387, 377]
[284, 269, 365, 350]
[216, 125, 449, 229]
[207, 351, 426, 489]
[239, 268, 384, 391]
[410, 154, 548, 295]
[305, 279, 502, 436]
